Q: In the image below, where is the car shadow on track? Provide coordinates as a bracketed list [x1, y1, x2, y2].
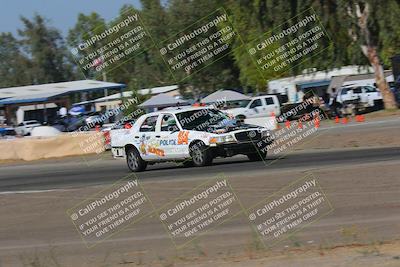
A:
[140, 155, 285, 173]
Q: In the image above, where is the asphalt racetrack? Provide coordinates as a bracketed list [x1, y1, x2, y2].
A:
[0, 146, 399, 192]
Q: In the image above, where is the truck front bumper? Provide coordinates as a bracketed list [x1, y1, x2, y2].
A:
[210, 139, 273, 157]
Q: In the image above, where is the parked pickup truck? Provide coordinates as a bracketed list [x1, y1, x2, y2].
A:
[226, 95, 281, 120]
[110, 107, 273, 172]
[336, 85, 382, 106]
[334, 85, 383, 116]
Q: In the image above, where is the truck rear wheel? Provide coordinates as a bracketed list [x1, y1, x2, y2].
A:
[126, 148, 147, 172]
[190, 141, 213, 167]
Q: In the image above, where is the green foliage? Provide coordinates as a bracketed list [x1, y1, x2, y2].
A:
[67, 12, 107, 79]
[18, 14, 74, 83]
[0, 33, 32, 87]
[0, 15, 74, 87]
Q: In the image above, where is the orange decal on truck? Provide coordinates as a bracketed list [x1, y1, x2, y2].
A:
[148, 146, 165, 157]
[178, 131, 189, 145]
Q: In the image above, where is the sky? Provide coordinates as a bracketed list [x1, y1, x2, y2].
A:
[0, 0, 141, 37]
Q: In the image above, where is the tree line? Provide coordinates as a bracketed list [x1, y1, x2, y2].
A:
[0, 0, 398, 108]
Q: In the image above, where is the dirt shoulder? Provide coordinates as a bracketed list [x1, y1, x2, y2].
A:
[299, 114, 400, 150]
[361, 109, 400, 120]
[170, 240, 400, 267]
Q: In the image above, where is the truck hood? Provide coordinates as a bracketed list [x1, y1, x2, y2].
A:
[202, 119, 260, 134]
[225, 108, 247, 117]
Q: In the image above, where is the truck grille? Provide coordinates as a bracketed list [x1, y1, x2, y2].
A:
[235, 131, 261, 142]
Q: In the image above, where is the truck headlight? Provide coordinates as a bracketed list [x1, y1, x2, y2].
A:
[209, 135, 235, 144]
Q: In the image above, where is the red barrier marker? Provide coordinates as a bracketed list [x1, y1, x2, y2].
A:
[314, 117, 320, 128]
[285, 120, 291, 129]
[270, 112, 279, 129]
[298, 121, 303, 129]
[334, 116, 340, 123]
[356, 115, 365, 122]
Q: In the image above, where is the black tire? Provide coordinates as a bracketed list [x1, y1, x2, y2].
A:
[126, 147, 147, 172]
[373, 99, 384, 111]
[247, 152, 266, 161]
[190, 141, 213, 167]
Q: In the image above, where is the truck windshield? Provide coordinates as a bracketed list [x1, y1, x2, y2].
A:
[238, 100, 251, 108]
[176, 109, 231, 130]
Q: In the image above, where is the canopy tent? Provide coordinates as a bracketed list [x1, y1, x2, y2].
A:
[0, 80, 126, 104]
[138, 94, 189, 109]
[200, 90, 250, 104]
[0, 80, 126, 125]
[72, 85, 179, 106]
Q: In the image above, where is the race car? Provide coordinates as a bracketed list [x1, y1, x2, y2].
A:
[110, 107, 274, 172]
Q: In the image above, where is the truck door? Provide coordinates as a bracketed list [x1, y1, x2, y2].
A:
[246, 99, 264, 118]
[363, 86, 380, 106]
[353, 87, 364, 102]
[136, 115, 160, 160]
[157, 114, 188, 159]
[264, 96, 281, 116]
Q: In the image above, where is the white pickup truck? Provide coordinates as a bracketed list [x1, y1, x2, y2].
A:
[336, 85, 382, 106]
[227, 95, 281, 120]
[110, 107, 273, 172]
[334, 85, 383, 115]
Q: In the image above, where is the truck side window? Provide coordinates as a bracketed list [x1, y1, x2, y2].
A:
[250, 99, 262, 108]
[139, 116, 158, 132]
[353, 87, 362, 94]
[161, 114, 178, 132]
[364, 86, 377, 92]
[265, 97, 274, 105]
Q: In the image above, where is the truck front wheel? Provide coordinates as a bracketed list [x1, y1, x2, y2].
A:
[126, 148, 147, 172]
[190, 141, 213, 167]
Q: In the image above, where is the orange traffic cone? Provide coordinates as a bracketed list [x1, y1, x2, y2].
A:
[342, 117, 349, 124]
[334, 116, 340, 123]
[285, 120, 291, 129]
[95, 125, 101, 132]
[314, 117, 320, 128]
[356, 115, 365, 122]
[298, 121, 303, 129]
[270, 112, 279, 129]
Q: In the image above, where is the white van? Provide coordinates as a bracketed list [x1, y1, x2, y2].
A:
[226, 95, 281, 119]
